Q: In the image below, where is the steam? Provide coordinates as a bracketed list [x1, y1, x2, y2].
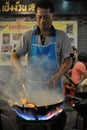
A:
[24, 58, 64, 106]
[0, 67, 26, 106]
[0, 57, 64, 107]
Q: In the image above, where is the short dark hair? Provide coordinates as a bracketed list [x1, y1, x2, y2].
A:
[35, 0, 55, 13]
[78, 52, 87, 62]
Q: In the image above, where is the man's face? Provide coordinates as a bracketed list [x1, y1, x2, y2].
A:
[36, 8, 53, 33]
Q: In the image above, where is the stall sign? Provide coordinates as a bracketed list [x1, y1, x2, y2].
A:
[0, 0, 35, 14]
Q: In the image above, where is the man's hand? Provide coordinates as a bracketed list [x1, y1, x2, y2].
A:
[48, 57, 72, 88]
[48, 73, 59, 88]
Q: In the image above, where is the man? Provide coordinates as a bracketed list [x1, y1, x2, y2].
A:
[11, 0, 73, 129]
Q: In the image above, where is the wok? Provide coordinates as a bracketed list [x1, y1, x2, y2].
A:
[13, 101, 63, 115]
[13, 101, 64, 120]
[14, 81, 64, 120]
[15, 80, 64, 121]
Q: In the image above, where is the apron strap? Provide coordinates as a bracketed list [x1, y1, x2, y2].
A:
[32, 28, 56, 45]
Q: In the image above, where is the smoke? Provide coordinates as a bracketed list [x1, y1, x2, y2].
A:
[24, 59, 64, 106]
[0, 58, 64, 107]
[0, 66, 26, 106]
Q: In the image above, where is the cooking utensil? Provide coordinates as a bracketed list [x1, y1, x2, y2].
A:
[20, 83, 37, 109]
[65, 95, 82, 101]
[21, 83, 30, 101]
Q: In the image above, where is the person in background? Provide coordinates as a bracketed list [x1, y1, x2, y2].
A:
[62, 46, 78, 105]
[63, 47, 78, 95]
[11, 0, 73, 129]
[71, 52, 87, 85]
[67, 46, 78, 76]
[72, 46, 78, 63]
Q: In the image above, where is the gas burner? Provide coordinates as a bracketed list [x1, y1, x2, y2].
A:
[16, 110, 66, 130]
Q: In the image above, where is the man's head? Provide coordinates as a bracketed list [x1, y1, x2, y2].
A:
[35, 0, 55, 13]
[72, 46, 78, 59]
[35, 0, 55, 34]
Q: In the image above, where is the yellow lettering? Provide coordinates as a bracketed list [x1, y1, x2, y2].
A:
[2, 5, 5, 12]
[9, 5, 18, 12]
[21, 5, 27, 12]
[17, 5, 22, 12]
[2, 1, 10, 12]
[16, 1, 20, 5]
[28, 3, 35, 12]
[1, 1, 35, 13]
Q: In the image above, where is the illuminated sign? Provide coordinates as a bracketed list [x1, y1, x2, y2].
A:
[0, 1, 35, 14]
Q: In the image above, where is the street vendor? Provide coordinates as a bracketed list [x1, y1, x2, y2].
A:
[11, 0, 73, 129]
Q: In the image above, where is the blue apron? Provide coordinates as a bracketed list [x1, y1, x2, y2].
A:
[28, 33, 63, 91]
[26, 29, 64, 106]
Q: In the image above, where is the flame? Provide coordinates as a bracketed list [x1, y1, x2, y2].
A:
[38, 105, 63, 120]
[20, 98, 27, 105]
[7, 92, 29, 107]
[19, 92, 28, 105]
[8, 99, 19, 106]
[13, 103, 64, 121]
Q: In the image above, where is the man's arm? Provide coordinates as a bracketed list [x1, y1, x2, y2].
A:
[48, 57, 72, 86]
[57, 57, 72, 77]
